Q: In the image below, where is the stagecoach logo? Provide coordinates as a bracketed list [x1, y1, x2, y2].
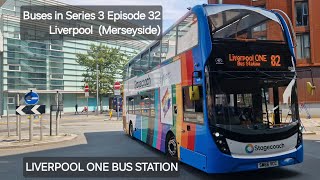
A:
[245, 144, 254, 154]
[245, 143, 285, 154]
[215, 58, 224, 65]
[134, 75, 151, 89]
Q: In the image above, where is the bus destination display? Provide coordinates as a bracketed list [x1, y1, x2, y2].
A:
[212, 42, 292, 71]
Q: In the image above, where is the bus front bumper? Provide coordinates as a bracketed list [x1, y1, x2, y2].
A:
[206, 145, 303, 173]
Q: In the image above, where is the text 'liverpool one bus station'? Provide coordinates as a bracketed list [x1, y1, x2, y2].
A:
[23, 157, 179, 177]
[20, 6, 162, 40]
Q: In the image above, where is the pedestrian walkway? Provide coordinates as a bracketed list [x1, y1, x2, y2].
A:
[0, 134, 77, 149]
[301, 118, 320, 135]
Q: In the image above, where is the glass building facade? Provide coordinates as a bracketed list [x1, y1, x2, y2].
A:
[0, 0, 147, 115]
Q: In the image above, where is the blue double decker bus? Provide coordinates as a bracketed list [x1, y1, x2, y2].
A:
[123, 4, 303, 173]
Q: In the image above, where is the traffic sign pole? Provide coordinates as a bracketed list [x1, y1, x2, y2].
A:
[17, 94, 21, 142]
[85, 83, 89, 117]
[50, 106, 52, 136]
[19, 114, 21, 142]
[16, 94, 19, 136]
[29, 112, 33, 142]
[117, 97, 119, 121]
[40, 115, 43, 141]
[114, 82, 121, 121]
[6, 103, 9, 137]
[56, 91, 59, 136]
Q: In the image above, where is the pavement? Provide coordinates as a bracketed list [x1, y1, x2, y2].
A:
[300, 118, 320, 135]
[0, 112, 121, 149]
[0, 134, 77, 149]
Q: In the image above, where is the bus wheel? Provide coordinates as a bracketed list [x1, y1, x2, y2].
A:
[129, 122, 134, 139]
[167, 135, 177, 158]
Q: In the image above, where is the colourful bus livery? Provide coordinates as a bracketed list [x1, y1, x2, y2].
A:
[122, 4, 303, 173]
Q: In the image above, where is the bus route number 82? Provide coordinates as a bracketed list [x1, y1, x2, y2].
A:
[271, 55, 281, 67]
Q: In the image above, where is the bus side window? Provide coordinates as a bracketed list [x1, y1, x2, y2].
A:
[134, 96, 140, 115]
[141, 51, 149, 74]
[162, 27, 177, 62]
[149, 42, 161, 70]
[150, 91, 156, 117]
[127, 65, 132, 79]
[127, 97, 135, 114]
[177, 13, 198, 54]
[183, 86, 204, 123]
[140, 95, 150, 116]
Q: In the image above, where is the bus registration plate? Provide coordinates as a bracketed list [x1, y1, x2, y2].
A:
[258, 161, 279, 169]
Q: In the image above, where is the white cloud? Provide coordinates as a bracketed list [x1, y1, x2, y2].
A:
[59, 0, 207, 29]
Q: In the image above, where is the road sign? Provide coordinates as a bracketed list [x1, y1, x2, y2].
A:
[114, 89, 121, 96]
[114, 82, 121, 90]
[24, 91, 39, 105]
[16, 105, 46, 115]
[84, 83, 89, 97]
[84, 83, 89, 92]
[53, 93, 63, 105]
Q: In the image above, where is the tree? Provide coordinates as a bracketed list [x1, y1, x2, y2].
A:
[76, 44, 128, 113]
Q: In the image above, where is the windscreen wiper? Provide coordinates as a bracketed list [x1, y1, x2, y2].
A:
[255, 69, 294, 80]
[210, 71, 255, 79]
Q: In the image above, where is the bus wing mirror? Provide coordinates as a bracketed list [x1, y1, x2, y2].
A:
[189, 86, 200, 101]
[306, 82, 316, 95]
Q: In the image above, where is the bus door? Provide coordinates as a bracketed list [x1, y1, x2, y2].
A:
[180, 86, 207, 170]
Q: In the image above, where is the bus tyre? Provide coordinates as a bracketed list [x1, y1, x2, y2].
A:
[166, 135, 178, 158]
[129, 123, 134, 139]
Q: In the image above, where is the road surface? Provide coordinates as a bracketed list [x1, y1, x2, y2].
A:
[0, 117, 319, 180]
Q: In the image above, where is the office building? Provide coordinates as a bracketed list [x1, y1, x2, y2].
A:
[0, 0, 147, 115]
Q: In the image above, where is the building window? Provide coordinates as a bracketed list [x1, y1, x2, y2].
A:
[8, 65, 20, 71]
[51, 74, 63, 79]
[296, 33, 310, 59]
[295, 1, 309, 26]
[7, 97, 15, 105]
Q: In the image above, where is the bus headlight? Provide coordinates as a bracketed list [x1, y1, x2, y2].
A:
[296, 124, 303, 148]
[213, 132, 231, 155]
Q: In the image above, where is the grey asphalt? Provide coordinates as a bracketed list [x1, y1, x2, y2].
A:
[0, 119, 319, 179]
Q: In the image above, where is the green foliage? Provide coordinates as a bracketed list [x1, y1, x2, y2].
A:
[76, 44, 128, 95]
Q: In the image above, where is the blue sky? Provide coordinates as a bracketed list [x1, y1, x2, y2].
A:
[59, 0, 207, 30]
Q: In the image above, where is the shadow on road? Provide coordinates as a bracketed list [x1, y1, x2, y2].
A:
[0, 131, 307, 180]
